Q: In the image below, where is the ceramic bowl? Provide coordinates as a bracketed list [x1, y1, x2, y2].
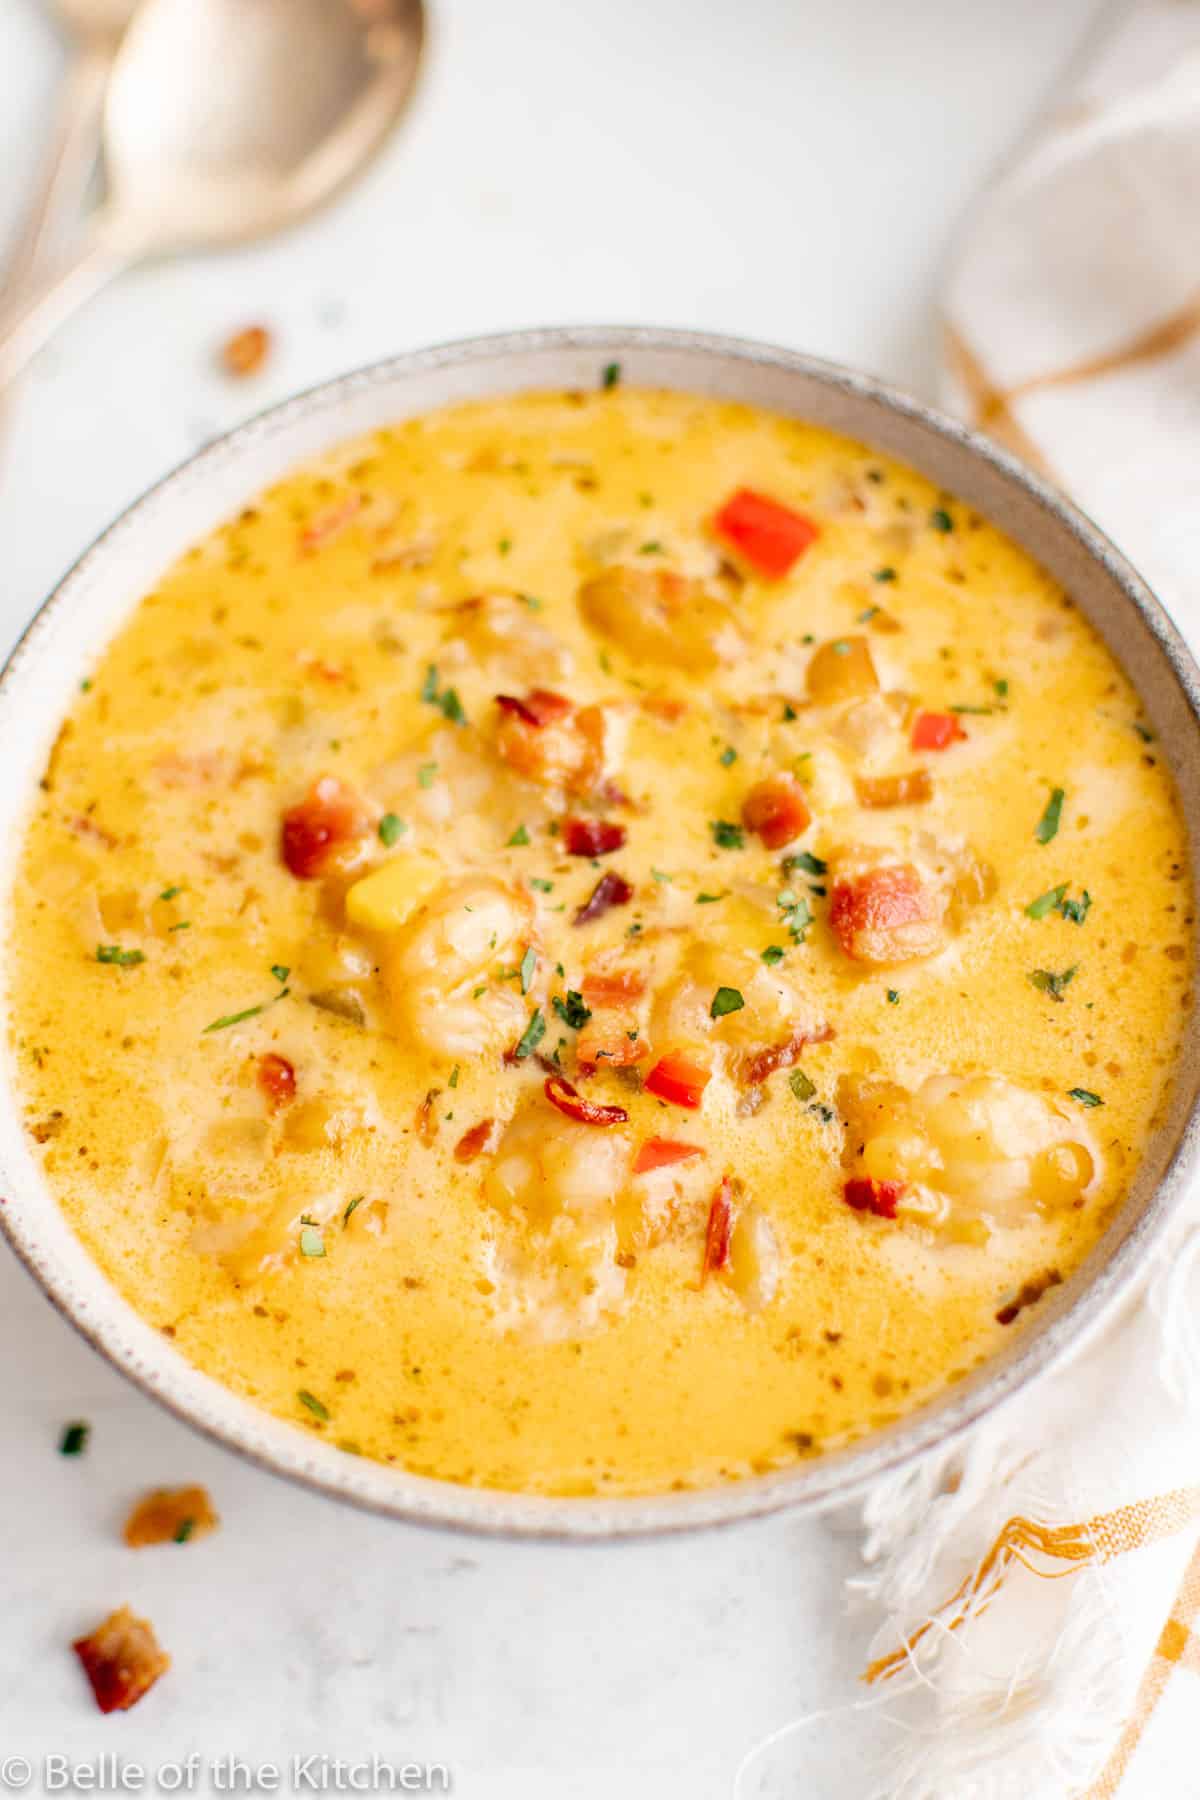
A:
[2, 327, 1197, 1538]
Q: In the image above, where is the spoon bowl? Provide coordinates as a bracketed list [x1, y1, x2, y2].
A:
[0, 0, 425, 375]
[104, 0, 426, 248]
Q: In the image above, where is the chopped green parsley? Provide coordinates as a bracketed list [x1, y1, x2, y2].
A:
[379, 812, 405, 847]
[96, 945, 144, 967]
[297, 1389, 330, 1422]
[552, 991, 591, 1031]
[1068, 1087, 1103, 1108]
[710, 819, 744, 850]
[59, 1422, 89, 1457]
[710, 986, 745, 1020]
[514, 1007, 546, 1059]
[1035, 787, 1065, 844]
[1028, 965, 1078, 1003]
[789, 1069, 816, 1103]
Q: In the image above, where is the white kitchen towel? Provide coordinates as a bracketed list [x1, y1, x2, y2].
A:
[812, 4, 1200, 1796]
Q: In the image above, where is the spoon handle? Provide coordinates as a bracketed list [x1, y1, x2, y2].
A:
[0, 226, 134, 388]
[1, 44, 115, 302]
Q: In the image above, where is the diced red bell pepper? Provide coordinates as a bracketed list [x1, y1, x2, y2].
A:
[563, 817, 627, 857]
[632, 1136, 705, 1175]
[257, 1053, 296, 1110]
[741, 774, 812, 850]
[910, 711, 966, 752]
[713, 488, 819, 579]
[281, 775, 368, 879]
[645, 1052, 712, 1110]
[843, 1176, 904, 1220]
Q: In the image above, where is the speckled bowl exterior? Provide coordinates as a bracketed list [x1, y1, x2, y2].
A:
[2, 327, 1197, 1539]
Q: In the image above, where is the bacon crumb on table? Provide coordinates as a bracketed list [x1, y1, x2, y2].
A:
[219, 324, 272, 379]
[123, 1484, 219, 1548]
[73, 1608, 170, 1713]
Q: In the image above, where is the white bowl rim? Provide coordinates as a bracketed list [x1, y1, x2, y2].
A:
[2, 323, 1198, 1541]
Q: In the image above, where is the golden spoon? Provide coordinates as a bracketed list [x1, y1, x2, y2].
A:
[0, 0, 425, 382]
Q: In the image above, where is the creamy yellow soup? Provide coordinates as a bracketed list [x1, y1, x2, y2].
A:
[8, 387, 1193, 1496]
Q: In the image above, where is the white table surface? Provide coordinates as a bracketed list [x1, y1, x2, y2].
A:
[0, 2, 1110, 1794]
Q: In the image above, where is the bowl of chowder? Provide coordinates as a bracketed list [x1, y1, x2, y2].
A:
[2, 328, 1198, 1538]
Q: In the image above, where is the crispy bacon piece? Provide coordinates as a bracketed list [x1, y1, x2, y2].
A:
[495, 689, 572, 727]
[581, 970, 646, 1006]
[633, 1137, 704, 1175]
[736, 1023, 835, 1088]
[702, 1177, 735, 1275]
[73, 1608, 170, 1714]
[300, 494, 363, 551]
[454, 1118, 499, 1163]
[741, 774, 812, 850]
[563, 817, 627, 857]
[495, 690, 607, 796]
[573, 870, 634, 926]
[544, 1074, 629, 1126]
[257, 1053, 296, 1110]
[575, 1024, 648, 1071]
[645, 1052, 711, 1110]
[280, 775, 369, 879]
[123, 1485, 219, 1548]
[829, 864, 944, 965]
[911, 710, 966, 752]
[713, 489, 819, 578]
[854, 769, 934, 810]
[843, 1176, 904, 1220]
[415, 1088, 441, 1145]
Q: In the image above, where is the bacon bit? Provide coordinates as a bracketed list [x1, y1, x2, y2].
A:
[741, 774, 812, 850]
[495, 691, 608, 797]
[911, 710, 966, 752]
[415, 1088, 442, 1145]
[581, 970, 646, 1006]
[220, 323, 272, 378]
[640, 695, 688, 722]
[297, 655, 346, 684]
[702, 1177, 735, 1275]
[713, 489, 819, 579]
[996, 1267, 1063, 1325]
[454, 1118, 499, 1163]
[829, 864, 943, 964]
[154, 750, 228, 788]
[575, 1025, 648, 1071]
[645, 1052, 711, 1110]
[300, 494, 363, 552]
[573, 870, 634, 926]
[736, 1023, 835, 1088]
[495, 689, 572, 727]
[544, 1074, 629, 1126]
[854, 769, 934, 809]
[70, 813, 117, 848]
[73, 1608, 170, 1714]
[633, 1137, 704, 1175]
[257, 1053, 296, 1111]
[563, 817, 627, 857]
[280, 775, 369, 879]
[843, 1176, 904, 1220]
[123, 1485, 219, 1548]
